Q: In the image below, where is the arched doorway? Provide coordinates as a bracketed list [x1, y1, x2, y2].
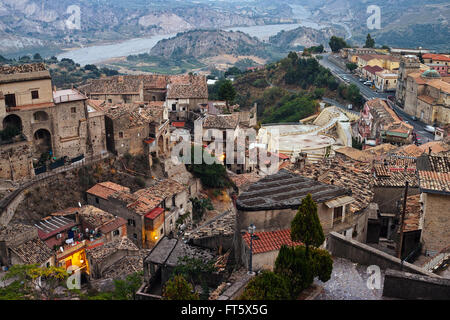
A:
[34, 129, 52, 154]
[33, 111, 49, 123]
[3, 114, 23, 132]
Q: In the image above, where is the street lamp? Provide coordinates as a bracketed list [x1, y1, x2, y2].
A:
[248, 223, 256, 276]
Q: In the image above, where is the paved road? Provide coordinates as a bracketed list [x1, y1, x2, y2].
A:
[317, 53, 435, 143]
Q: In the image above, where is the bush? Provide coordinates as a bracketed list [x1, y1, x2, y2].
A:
[239, 271, 291, 300]
[274, 245, 315, 298]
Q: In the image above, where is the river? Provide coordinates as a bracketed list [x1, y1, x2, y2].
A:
[57, 5, 326, 65]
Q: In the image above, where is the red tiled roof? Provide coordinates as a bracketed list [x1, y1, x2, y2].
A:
[419, 170, 450, 193]
[363, 65, 384, 74]
[242, 229, 303, 254]
[99, 216, 127, 234]
[86, 182, 130, 200]
[422, 54, 450, 62]
[172, 122, 185, 128]
[144, 207, 164, 220]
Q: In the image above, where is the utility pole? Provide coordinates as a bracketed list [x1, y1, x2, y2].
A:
[397, 181, 409, 261]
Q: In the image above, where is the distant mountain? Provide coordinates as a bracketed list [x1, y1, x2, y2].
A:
[0, 0, 298, 56]
[150, 29, 279, 60]
[301, 0, 450, 51]
[269, 26, 347, 50]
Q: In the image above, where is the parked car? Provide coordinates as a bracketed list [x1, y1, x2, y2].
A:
[424, 125, 436, 133]
[364, 81, 373, 86]
[411, 116, 417, 121]
[359, 78, 365, 82]
[347, 104, 353, 110]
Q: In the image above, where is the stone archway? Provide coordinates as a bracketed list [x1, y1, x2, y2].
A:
[33, 111, 49, 123]
[2, 114, 23, 141]
[3, 114, 23, 132]
[34, 128, 52, 154]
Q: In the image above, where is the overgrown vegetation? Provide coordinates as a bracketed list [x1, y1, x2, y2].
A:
[0, 54, 119, 89]
[190, 197, 214, 222]
[186, 146, 233, 189]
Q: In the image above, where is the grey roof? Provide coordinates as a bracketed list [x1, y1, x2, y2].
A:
[144, 237, 214, 267]
[145, 237, 178, 265]
[236, 169, 351, 211]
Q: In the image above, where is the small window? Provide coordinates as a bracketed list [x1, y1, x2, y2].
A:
[128, 219, 135, 227]
[95, 197, 99, 204]
[113, 230, 120, 236]
[119, 132, 123, 138]
[71, 107, 76, 113]
[133, 233, 137, 240]
[160, 228, 163, 235]
[31, 90, 39, 99]
[172, 104, 176, 111]
[108, 99, 112, 103]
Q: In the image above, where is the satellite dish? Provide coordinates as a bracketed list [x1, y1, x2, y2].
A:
[78, 202, 82, 208]
[60, 247, 64, 252]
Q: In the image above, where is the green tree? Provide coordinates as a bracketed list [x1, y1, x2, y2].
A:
[364, 34, 375, 48]
[239, 271, 291, 300]
[163, 275, 199, 300]
[274, 245, 315, 298]
[33, 53, 42, 61]
[186, 146, 232, 189]
[329, 36, 349, 53]
[2, 264, 69, 300]
[112, 271, 143, 300]
[218, 80, 236, 108]
[290, 194, 325, 256]
[311, 248, 333, 282]
[172, 256, 216, 289]
[346, 62, 358, 72]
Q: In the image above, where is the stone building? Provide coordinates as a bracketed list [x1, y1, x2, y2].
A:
[87, 179, 191, 249]
[102, 101, 170, 158]
[236, 169, 358, 237]
[0, 63, 105, 180]
[78, 75, 168, 104]
[0, 223, 53, 267]
[402, 69, 450, 126]
[86, 236, 139, 279]
[358, 98, 413, 146]
[78, 74, 208, 122]
[166, 74, 208, 121]
[77, 205, 127, 243]
[417, 154, 450, 256]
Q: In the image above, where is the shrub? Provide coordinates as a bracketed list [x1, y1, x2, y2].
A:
[239, 271, 291, 300]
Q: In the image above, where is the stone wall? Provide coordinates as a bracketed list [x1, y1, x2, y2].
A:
[373, 186, 419, 213]
[0, 140, 34, 181]
[421, 192, 450, 255]
[327, 232, 436, 276]
[383, 269, 450, 300]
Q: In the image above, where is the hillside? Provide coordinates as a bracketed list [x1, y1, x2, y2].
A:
[269, 26, 347, 50]
[303, 0, 450, 51]
[150, 29, 281, 60]
[228, 52, 364, 124]
[0, 0, 298, 56]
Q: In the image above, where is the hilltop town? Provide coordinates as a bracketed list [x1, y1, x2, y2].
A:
[0, 41, 449, 301]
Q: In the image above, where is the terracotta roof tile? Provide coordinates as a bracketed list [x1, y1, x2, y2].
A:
[86, 182, 130, 200]
[419, 171, 450, 193]
[242, 229, 302, 254]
